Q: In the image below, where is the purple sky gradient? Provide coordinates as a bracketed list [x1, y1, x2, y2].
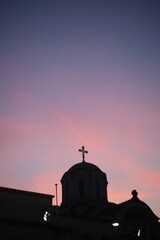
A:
[1, 0, 160, 216]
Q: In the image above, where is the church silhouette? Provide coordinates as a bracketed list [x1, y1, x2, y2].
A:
[0, 146, 160, 240]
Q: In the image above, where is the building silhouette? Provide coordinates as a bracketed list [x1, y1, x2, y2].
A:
[0, 146, 160, 239]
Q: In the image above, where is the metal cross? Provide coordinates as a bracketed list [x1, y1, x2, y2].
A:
[78, 146, 88, 162]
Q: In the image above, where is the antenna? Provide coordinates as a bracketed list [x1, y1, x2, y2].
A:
[55, 183, 58, 206]
[55, 183, 59, 224]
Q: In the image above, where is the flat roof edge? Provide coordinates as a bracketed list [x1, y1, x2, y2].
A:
[0, 186, 54, 199]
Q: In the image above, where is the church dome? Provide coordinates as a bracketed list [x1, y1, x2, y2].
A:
[67, 161, 102, 174]
[61, 153, 109, 208]
[61, 146, 108, 208]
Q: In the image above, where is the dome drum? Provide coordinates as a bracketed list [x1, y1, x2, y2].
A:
[61, 162, 108, 207]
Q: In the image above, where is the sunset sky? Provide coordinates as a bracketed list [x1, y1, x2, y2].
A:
[1, 0, 160, 217]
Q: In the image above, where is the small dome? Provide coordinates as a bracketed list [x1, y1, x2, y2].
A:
[67, 161, 102, 174]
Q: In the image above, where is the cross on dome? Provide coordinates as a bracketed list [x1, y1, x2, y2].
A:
[78, 146, 88, 162]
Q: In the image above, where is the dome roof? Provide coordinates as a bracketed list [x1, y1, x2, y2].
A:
[67, 161, 102, 174]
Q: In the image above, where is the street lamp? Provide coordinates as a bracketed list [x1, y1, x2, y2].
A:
[112, 222, 119, 227]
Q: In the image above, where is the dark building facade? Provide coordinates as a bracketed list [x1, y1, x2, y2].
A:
[0, 147, 160, 239]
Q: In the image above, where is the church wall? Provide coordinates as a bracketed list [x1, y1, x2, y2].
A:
[52, 215, 113, 240]
[0, 187, 53, 223]
[0, 219, 57, 240]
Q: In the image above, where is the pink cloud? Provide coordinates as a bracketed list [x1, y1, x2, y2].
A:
[0, 117, 41, 151]
[107, 156, 160, 204]
[1, 91, 159, 216]
[33, 170, 63, 205]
